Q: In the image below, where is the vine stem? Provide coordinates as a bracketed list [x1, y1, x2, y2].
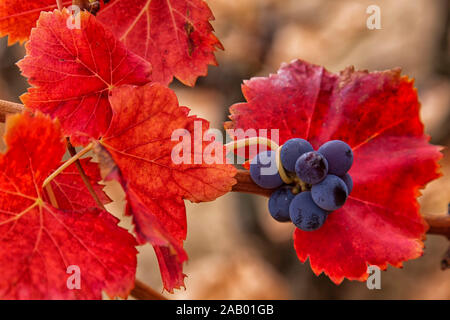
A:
[0, 99, 23, 122]
[56, 0, 63, 10]
[66, 139, 106, 210]
[42, 143, 94, 188]
[131, 280, 167, 300]
[232, 169, 450, 238]
[425, 213, 450, 239]
[45, 184, 59, 208]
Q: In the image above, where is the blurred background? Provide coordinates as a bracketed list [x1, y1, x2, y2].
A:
[0, 0, 449, 299]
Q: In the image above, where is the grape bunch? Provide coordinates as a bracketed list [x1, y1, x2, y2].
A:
[250, 139, 354, 231]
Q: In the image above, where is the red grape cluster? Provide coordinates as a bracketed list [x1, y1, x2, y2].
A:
[250, 139, 353, 231]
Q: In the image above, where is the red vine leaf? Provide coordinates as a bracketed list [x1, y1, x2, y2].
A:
[0, 0, 71, 45]
[97, 0, 223, 86]
[18, 9, 152, 145]
[45, 158, 111, 212]
[95, 83, 236, 292]
[124, 187, 188, 292]
[0, 112, 137, 299]
[225, 59, 442, 284]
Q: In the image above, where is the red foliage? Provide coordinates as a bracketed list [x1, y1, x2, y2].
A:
[0, 0, 442, 298]
[94, 83, 236, 292]
[0, 0, 71, 45]
[1, 1, 221, 86]
[18, 9, 152, 145]
[1, 3, 233, 294]
[225, 60, 442, 284]
[0, 112, 137, 299]
[97, 0, 223, 86]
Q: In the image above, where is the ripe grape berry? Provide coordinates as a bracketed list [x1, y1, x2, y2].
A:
[250, 151, 283, 189]
[289, 192, 328, 231]
[340, 173, 353, 193]
[311, 175, 348, 211]
[295, 151, 328, 185]
[280, 138, 313, 172]
[318, 140, 353, 176]
[249, 137, 354, 232]
[268, 186, 295, 222]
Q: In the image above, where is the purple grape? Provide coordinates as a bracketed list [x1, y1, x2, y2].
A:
[289, 191, 328, 231]
[318, 140, 353, 176]
[250, 151, 283, 189]
[311, 175, 348, 211]
[295, 151, 328, 185]
[340, 173, 353, 194]
[280, 138, 313, 172]
[268, 186, 295, 222]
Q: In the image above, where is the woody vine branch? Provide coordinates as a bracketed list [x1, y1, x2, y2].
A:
[0, 98, 449, 238]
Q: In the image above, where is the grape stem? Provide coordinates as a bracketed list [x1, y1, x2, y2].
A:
[224, 136, 279, 152]
[232, 169, 450, 238]
[225, 137, 294, 184]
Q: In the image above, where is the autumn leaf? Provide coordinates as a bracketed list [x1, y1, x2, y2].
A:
[0, 0, 71, 45]
[97, 0, 223, 86]
[123, 187, 188, 291]
[45, 158, 111, 212]
[0, 112, 137, 299]
[94, 83, 236, 292]
[0, 1, 220, 86]
[225, 59, 442, 284]
[18, 9, 152, 145]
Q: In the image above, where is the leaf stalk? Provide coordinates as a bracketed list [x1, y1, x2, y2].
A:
[42, 143, 94, 188]
[66, 139, 106, 210]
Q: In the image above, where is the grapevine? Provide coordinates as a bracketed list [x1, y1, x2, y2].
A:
[0, 0, 448, 300]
